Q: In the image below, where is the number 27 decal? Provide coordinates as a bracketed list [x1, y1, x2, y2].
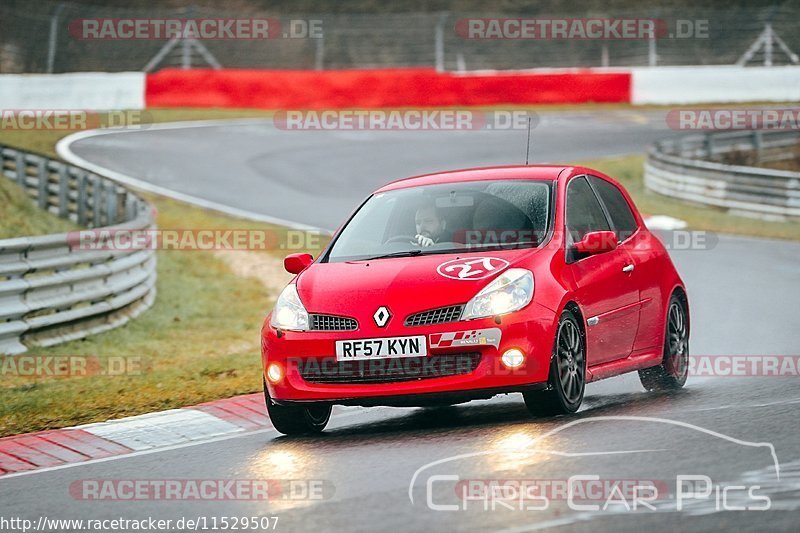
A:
[436, 257, 510, 280]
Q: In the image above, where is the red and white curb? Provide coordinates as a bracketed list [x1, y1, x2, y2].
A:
[0, 393, 284, 478]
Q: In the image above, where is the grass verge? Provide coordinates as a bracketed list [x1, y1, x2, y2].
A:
[0, 179, 79, 239]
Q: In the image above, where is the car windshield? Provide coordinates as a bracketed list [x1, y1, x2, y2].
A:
[325, 180, 552, 262]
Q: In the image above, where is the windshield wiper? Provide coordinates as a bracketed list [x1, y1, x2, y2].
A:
[466, 241, 541, 249]
[363, 247, 478, 260]
[362, 250, 424, 261]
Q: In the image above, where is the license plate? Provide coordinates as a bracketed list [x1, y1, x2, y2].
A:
[335, 335, 427, 361]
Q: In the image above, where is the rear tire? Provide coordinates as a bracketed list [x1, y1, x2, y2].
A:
[524, 309, 585, 417]
[639, 294, 689, 391]
[263, 379, 331, 435]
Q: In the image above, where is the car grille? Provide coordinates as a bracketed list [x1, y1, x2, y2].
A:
[309, 314, 358, 331]
[405, 305, 464, 327]
[298, 353, 481, 384]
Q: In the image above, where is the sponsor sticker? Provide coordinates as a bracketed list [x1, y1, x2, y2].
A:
[429, 328, 502, 349]
[437, 257, 510, 281]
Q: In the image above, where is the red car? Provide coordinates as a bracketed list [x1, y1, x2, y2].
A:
[261, 165, 689, 435]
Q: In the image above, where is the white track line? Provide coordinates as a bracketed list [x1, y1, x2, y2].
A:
[57, 118, 666, 235]
[56, 119, 330, 233]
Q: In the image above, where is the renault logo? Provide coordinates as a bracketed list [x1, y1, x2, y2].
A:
[373, 306, 391, 327]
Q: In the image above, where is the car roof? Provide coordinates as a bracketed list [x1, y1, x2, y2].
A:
[375, 165, 576, 192]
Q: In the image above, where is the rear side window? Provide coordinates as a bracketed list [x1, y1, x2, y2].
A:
[566, 176, 610, 245]
[589, 176, 638, 241]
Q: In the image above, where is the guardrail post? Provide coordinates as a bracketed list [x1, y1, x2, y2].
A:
[675, 137, 685, 157]
[106, 184, 118, 225]
[15, 152, 26, 187]
[57, 164, 70, 218]
[36, 159, 48, 210]
[314, 35, 325, 70]
[648, 35, 657, 66]
[704, 133, 714, 159]
[77, 172, 88, 225]
[92, 176, 103, 227]
[434, 12, 446, 72]
[124, 194, 136, 221]
[752, 130, 763, 164]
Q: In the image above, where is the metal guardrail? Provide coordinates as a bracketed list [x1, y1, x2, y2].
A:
[645, 131, 800, 220]
[0, 144, 157, 355]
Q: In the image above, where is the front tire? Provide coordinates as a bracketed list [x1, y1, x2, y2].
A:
[638, 294, 689, 391]
[263, 379, 331, 435]
[524, 309, 586, 417]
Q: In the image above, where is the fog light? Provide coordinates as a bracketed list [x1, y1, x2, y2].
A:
[501, 348, 525, 369]
[266, 363, 284, 384]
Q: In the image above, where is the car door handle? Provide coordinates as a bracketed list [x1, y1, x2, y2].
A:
[622, 264, 635, 273]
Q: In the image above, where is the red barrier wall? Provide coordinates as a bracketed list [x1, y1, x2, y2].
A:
[146, 68, 631, 109]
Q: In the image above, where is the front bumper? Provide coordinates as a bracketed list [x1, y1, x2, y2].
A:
[261, 302, 557, 404]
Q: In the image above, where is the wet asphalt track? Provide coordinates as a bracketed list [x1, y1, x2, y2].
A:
[61, 110, 676, 230]
[3, 110, 799, 531]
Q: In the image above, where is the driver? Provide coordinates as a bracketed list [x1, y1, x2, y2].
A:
[414, 202, 448, 247]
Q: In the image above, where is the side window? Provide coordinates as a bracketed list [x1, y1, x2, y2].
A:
[566, 176, 610, 245]
[589, 176, 639, 241]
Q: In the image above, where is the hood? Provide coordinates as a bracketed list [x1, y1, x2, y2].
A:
[296, 249, 541, 328]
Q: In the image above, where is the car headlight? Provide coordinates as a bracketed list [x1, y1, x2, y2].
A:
[462, 268, 534, 320]
[270, 284, 309, 331]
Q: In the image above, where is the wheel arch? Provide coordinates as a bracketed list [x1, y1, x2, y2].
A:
[561, 300, 587, 351]
[669, 284, 690, 335]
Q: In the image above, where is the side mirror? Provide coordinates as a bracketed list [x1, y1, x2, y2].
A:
[574, 231, 618, 256]
[284, 253, 313, 274]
